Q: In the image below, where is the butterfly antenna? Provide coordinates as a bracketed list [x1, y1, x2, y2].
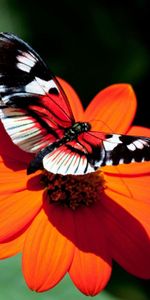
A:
[88, 119, 115, 133]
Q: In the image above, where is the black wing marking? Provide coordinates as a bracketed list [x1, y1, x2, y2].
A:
[83, 132, 150, 168]
[0, 32, 50, 96]
[103, 134, 150, 166]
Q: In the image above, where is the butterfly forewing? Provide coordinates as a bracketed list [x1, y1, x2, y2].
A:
[0, 32, 74, 153]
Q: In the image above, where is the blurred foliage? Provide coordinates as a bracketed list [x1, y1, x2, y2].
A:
[0, 255, 149, 300]
[0, 0, 150, 299]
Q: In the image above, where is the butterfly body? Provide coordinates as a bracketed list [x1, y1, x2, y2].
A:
[28, 121, 91, 174]
[1, 32, 150, 176]
[64, 122, 91, 139]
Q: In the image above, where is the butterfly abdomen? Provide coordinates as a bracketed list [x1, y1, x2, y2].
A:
[27, 140, 61, 174]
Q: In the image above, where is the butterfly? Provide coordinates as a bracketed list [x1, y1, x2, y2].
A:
[0, 32, 150, 176]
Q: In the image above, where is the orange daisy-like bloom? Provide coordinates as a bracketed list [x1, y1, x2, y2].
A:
[0, 80, 150, 296]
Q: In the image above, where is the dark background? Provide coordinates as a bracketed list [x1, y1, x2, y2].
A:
[0, 0, 150, 299]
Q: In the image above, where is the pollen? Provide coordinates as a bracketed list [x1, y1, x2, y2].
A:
[41, 171, 105, 210]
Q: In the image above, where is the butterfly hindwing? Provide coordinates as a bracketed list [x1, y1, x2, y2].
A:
[42, 140, 96, 175]
[31, 132, 150, 175]
[27, 128, 150, 175]
[0, 32, 74, 153]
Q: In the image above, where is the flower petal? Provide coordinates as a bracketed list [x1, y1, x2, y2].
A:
[57, 78, 84, 121]
[105, 169, 150, 204]
[22, 201, 75, 292]
[103, 161, 150, 176]
[105, 186, 150, 226]
[0, 158, 41, 195]
[0, 122, 33, 170]
[69, 206, 112, 296]
[128, 125, 150, 137]
[99, 190, 150, 278]
[83, 84, 137, 133]
[0, 169, 43, 242]
[0, 230, 26, 259]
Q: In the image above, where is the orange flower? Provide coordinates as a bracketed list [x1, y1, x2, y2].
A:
[0, 80, 150, 296]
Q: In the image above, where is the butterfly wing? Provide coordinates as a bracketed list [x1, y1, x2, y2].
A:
[40, 131, 150, 175]
[0, 32, 74, 153]
[79, 131, 150, 168]
[42, 140, 95, 175]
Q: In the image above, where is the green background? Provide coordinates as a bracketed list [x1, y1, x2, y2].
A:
[0, 0, 150, 299]
[0, 255, 150, 300]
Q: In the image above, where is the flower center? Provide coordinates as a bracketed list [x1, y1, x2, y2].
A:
[41, 171, 105, 210]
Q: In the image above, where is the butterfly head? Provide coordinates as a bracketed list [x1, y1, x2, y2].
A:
[72, 122, 91, 133]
